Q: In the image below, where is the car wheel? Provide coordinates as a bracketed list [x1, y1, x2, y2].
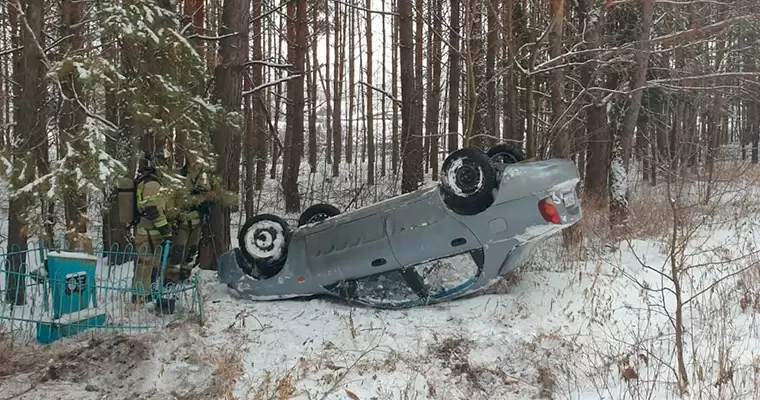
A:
[238, 213, 290, 275]
[486, 144, 526, 166]
[298, 203, 341, 226]
[440, 147, 497, 215]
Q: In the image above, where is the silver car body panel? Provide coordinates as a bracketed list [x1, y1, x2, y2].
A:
[218, 158, 582, 308]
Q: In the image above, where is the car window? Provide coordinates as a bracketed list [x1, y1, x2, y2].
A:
[411, 252, 480, 298]
[327, 250, 483, 307]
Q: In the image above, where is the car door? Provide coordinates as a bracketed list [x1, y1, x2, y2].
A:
[304, 213, 402, 282]
[383, 196, 482, 267]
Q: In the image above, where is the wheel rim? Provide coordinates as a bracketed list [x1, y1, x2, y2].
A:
[490, 152, 518, 165]
[243, 221, 284, 259]
[454, 161, 482, 194]
[306, 212, 330, 224]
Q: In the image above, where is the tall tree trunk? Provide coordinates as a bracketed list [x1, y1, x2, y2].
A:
[366, 0, 375, 185]
[205, 0, 249, 270]
[400, 0, 422, 193]
[252, 0, 267, 190]
[346, 7, 355, 165]
[243, 11, 254, 219]
[308, 2, 318, 173]
[102, 33, 131, 262]
[578, 0, 608, 200]
[60, 0, 87, 239]
[425, 6, 434, 172]
[381, 0, 388, 177]
[446, 0, 460, 153]
[332, 4, 345, 177]
[467, 1, 488, 149]
[325, 0, 332, 165]
[610, 0, 653, 226]
[269, 17, 284, 181]
[6, 0, 45, 304]
[282, 0, 306, 212]
[392, 0, 400, 173]
[524, 9, 538, 158]
[425, 0, 443, 180]
[0, 8, 7, 152]
[415, 0, 425, 161]
[178, 0, 205, 167]
[502, 0, 519, 143]
[549, 0, 567, 158]
[485, 0, 498, 146]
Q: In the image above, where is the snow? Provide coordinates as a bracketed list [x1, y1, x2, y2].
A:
[42, 306, 109, 325]
[502, 166, 526, 179]
[4, 157, 760, 399]
[190, 205, 760, 399]
[47, 250, 98, 261]
[511, 224, 563, 243]
[242, 219, 286, 260]
[548, 177, 580, 193]
[442, 157, 484, 198]
[610, 148, 629, 206]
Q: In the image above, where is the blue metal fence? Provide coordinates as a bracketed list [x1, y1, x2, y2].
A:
[0, 242, 204, 344]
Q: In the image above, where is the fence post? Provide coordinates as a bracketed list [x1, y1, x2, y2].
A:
[195, 274, 205, 327]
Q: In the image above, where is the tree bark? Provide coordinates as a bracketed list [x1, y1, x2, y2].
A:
[502, 0, 519, 143]
[446, 0, 460, 153]
[549, 0, 567, 158]
[381, 0, 388, 176]
[486, 0, 498, 146]
[59, 0, 88, 239]
[425, 0, 443, 180]
[178, 0, 205, 167]
[400, 0, 422, 193]
[252, 0, 267, 191]
[243, 18, 254, 218]
[468, 1, 488, 149]
[610, 0, 653, 226]
[281, 0, 307, 212]
[366, 0, 376, 185]
[331, 4, 344, 177]
[6, 0, 45, 304]
[204, 0, 249, 269]
[392, 0, 400, 173]
[578, 0, 608, 201]
[308, 2, 318, 174]
[325, 0, 332, 165]
[347, 8, 355, 165]
[415, 0, 425, 162]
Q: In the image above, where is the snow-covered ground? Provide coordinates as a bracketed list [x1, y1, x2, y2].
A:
[3, 158, 760, 399]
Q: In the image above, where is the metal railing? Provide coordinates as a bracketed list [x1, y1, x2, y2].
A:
[0, 242, 204, 344]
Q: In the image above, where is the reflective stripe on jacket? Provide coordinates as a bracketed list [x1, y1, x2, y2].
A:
[136, 174, 171, 235]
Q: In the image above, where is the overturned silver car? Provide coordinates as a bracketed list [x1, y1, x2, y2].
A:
[218, 145, 582, 309]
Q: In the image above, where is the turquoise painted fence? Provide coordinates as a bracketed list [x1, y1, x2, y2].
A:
[0, 242, 205, 344]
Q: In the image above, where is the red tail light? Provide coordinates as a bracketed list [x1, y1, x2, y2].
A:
[538, 198, 561, 224]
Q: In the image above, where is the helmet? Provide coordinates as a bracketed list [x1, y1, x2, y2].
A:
[138, 151, 166, 173]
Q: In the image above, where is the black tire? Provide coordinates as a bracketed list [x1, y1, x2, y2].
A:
[486, 144, 526, 165]
[440, 147, 497, 215]
[237, 213, 290, 277]
[298, 203, 341, 226]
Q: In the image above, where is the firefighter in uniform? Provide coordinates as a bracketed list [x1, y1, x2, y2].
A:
[132, 152, 173, 303]
[164, 153, 210, 283]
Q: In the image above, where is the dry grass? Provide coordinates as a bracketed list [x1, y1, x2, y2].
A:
[577, 192, 674, 243]
[199, 347, 246, 400]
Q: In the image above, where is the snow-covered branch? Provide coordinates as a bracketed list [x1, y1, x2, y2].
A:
[242, 75, 301, 96]
[244, 60, 294, 69]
